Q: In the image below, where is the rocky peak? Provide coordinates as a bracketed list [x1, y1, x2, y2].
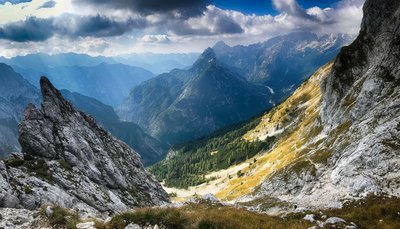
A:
[191, 48, 217, 73]
[1, 76, 169, 216]
[39, 76, 76, 120]
[212, 40, 230, 53]
[321, 0, 400, 126]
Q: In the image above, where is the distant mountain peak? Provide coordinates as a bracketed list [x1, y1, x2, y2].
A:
[213, 40, 230, 52]
[191, 47, 217, 71]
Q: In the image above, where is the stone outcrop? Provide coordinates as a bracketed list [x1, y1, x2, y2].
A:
[0, 77, 169, 217]
[235, 0, 400, 210]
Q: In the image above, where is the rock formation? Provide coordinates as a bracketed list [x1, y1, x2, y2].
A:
[245, 0, 400, 208]
[0, 77, 169, 217]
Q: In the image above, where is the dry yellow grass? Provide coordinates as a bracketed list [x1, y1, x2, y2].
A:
[216, 62, 333, 200]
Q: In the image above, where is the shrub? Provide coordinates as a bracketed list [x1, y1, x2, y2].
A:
[4, 158, 25, 167]
[24, 186, 33, 194]
[40, 205, 80, 229]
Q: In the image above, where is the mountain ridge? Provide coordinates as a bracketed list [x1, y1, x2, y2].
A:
[119, 48, 272, 144]
[1, 76, 169, 216]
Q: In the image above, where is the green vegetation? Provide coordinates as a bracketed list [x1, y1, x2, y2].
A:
[35, 195, 400, 229]
[25, 159, 53, 182]
[149, 116, 276, 188]
[107, 203, 311, 229]
[4, 158, 25, 167]
[59, 159, 73, 171]
[39, 205, 80, 229]
[5, 157, 53, 182]
[308, 195, 400, 229]
[24, 185, 33, 194]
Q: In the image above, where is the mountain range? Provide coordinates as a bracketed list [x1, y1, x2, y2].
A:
[0, 64, 40, 158]
[151, 0, 400, 213]
[13, 63, 154, 107]
[213, 32, 352, 98]
[0, 63, 166, 165]
[0, 0, 400, 227]
[119, 32, 351, 144]
[115, 52, 199, 75]
[119, 48, 273, 144]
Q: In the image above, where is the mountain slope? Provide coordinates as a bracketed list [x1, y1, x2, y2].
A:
[119, 48, 272, 144]
[151, 0, 400, 209]
[213, 32, 352, 98]
[0, 77, 169, 215]
[14, 63, 154, 106]
[0, 64, 40, 157]
[1, 52, 117, 69]
[61, 90, 167, 166]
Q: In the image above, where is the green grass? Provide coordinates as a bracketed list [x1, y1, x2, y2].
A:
[107, 203, 311, 229]
[4, 157, 54, 182]
[39, 205, 80, 229]
[4, 158, 25, 167]
[321, 195, 400, 229]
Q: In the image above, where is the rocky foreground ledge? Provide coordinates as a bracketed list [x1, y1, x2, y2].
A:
[0, 77, 169, 218]
[1, 194, 399, 229]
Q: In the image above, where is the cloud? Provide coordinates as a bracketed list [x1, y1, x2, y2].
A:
[37, 0, 56, 9]
[0, 0, 365, 56]
[74, 0, 210, 18]
[272, 0, 313, 19]
[140, 34, 171, 43]
[0, 0, 31, 5]
[0, 14, 148, 42]
[0, 16, 54, 42]
[166, 6, 244, 35]
[59, 14, 148, 37]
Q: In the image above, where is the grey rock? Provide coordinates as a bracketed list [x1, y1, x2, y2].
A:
[345, 226, 357, 229]
[0, 208, 38, 229]
[45, 206, 53, 217]
[303, 214, 316, 222]
[76, 221, 96, 229]
[241, 0, 400, 210]
[125, 223, 142, 229]
[324, 217, 346, 225]
[0, 77, 169, 216]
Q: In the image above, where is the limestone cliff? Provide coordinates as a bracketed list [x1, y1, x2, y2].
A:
[0, 77, 169, 216]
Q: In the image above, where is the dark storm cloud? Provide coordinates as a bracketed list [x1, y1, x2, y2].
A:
[0, 15, 147, 42]
[37, 0, 56, 9]
[0, 0, 31, 4]
[0, 17, 54, 42]
[74, 0, 210, 18]
[212, 13, 243, 34]
[67, 15, 148, 37]
[168, 6, 244, 36]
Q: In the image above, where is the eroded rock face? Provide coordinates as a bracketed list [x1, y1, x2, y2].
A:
[0, 77, 169, 216]
[242, 0, 400, 209]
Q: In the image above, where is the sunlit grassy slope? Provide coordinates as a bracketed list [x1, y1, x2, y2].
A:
[216, 62, 333, 200]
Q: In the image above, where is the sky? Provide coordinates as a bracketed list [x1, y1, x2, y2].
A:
[0, 0, 365, 57]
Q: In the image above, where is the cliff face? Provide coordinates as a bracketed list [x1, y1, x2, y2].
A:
[168, 0, 400, 211]
[242, 0, 400, 209]
[0, 77, 169, 216]
[322, 0, 400, 126]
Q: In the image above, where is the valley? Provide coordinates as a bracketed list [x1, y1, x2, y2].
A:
[0, 0, 400, 228]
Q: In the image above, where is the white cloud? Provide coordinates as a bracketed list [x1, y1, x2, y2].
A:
[0, 0, 365, 56]
[140, 34, 171, 43]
